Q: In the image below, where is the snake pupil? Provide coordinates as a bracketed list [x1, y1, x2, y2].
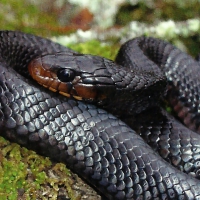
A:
[57, 69, 75, 82]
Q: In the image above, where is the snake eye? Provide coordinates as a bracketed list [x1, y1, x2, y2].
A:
[57, 69, 75, 82]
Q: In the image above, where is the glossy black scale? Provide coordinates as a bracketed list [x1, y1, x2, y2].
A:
[1, 31, 200, 200]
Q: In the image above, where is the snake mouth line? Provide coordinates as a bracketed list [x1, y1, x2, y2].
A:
[41, 82, 83, 100]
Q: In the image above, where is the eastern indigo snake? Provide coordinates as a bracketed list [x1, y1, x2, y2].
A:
[1, 30, 200, 199]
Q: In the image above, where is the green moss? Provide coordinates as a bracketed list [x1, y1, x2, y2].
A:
[67, 39, 118, 60]
[0, 135, 83, 199]
[0, 138, 26, 199]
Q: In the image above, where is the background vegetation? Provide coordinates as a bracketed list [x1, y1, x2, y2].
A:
[1, 0, 200, 54]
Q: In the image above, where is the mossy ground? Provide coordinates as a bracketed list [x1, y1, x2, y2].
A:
[0, 136, 85, 200]
[0, 40, 116, 200]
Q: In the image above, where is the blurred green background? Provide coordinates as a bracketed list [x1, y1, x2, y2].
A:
[1, 0, 199, 35]
[1, 0, 200, 55]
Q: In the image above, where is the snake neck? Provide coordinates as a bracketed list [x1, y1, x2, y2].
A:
[0, 31, 73, 77]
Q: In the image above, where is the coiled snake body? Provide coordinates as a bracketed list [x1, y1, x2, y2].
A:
[1, 31, 200, 199]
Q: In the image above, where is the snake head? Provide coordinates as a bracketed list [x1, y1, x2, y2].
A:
[28, 52, 116, 102]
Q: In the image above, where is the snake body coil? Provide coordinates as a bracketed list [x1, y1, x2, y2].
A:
[1, 31, 200, 199]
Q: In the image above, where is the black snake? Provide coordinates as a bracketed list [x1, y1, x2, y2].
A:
[1, 30, 200, 200]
